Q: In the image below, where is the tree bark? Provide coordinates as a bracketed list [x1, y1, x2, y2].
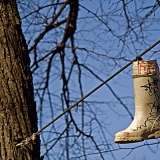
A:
[0, 0, 40, 159]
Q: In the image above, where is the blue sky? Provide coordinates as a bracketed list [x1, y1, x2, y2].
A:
[76, 1, 160, 159]
[19, 0, 160, 159]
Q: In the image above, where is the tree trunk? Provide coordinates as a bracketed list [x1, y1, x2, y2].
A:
[0, 1, 40, 159]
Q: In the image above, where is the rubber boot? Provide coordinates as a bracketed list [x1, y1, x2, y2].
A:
[114, 60, 160, 143]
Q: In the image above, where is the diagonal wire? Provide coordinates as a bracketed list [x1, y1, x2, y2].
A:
[16, 40, 160, 147]
[36, 40, 160, 135]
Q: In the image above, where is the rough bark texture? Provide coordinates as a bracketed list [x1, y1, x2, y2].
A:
[0, 0, 40, 159]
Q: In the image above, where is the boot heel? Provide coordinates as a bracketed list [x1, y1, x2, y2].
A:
[148, 130, 160, 139]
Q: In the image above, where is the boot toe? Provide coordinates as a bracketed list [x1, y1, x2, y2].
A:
[114, 130, 144, 143]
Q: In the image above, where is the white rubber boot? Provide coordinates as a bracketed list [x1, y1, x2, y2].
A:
[115, 60, 160, 143]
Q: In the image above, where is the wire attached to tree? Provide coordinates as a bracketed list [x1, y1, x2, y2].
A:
[16, 40, 160, 147]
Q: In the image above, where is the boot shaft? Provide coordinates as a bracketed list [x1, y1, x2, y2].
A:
[132, 60, 160, 129]
[132, 60, 160, 118]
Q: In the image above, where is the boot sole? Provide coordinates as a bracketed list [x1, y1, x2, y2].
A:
[115, 130, 160, 144]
